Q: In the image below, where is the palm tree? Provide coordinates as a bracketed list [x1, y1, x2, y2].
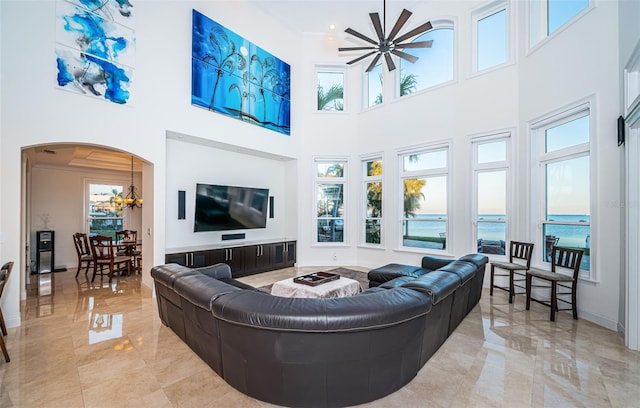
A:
[202, 29, 247, 110]
[403, 178, 426, 237]
[317, 84, 344, 111]
[373, 72, 418, 104]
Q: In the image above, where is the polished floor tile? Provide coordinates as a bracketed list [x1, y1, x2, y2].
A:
[0, 267, 638, 407]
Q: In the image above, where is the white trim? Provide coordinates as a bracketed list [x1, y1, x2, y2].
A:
[527, 0, 595, 55]
[470, 0, 511, 75]
[625, 110, 640, 350]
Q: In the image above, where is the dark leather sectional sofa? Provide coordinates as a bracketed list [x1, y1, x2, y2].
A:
[151, 253, 488, 408]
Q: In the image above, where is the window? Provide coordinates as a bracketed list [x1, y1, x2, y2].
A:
[472, 1, 509, 73]
[398, 144, 449, 251]
[530, 0, 591, 47]
[88, 183, 124, 238]
[399, 20, 454, 95]
[366, 63, 383, 108]
[531, 101, 591, 275]
[316, 68, 345, 111]
[315, 159, 347, 243]
[362, 156, 383, 245]
[472, 133, 511, 255]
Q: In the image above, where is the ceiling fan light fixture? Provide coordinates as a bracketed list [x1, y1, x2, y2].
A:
[339, 0, 433, 72]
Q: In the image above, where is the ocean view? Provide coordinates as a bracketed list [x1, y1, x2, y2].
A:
[404, 214, 591, 270]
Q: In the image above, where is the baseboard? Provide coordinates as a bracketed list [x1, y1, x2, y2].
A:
[5, 315, 21, 329]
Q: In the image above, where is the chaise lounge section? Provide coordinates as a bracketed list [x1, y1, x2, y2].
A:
[151, 253, 488, 408]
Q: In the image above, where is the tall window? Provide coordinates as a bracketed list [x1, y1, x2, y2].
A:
[366, 64, 383, 108]
[88, 183, 124, 238]
[315, 159, 347, 244]
[316, 68, 345, 112]
[362, 156, 382, 245]
[531, 101, 591, 274]
[399, 144, 449, 251]
[472, 133, 511, 255]
[399, 20, 454, 96]
[530, 0, 591, 47]
[472, 0, 509, 73]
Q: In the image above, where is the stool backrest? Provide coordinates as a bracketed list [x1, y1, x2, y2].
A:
[509, 241, 534, 268]
[550, 246, 584, 280]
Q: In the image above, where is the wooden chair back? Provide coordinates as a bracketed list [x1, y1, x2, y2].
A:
[90, 235, 115, 262]
[550, 246, 584, 280]
[509, 241, 534, 268]
[0, 261, 13, 298]
[73, 233, 91, 257]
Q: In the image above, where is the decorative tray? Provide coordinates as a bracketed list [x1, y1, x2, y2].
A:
[293, 272, 340, 286]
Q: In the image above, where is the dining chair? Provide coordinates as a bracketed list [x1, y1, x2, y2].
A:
[1, 261, 14, 362]
[526, 246, 584, 321]
[90, 235, 131, 283]
[490, 241, 534, 304]
[73, 233, 94, 278]
[115, 230, 141, 274]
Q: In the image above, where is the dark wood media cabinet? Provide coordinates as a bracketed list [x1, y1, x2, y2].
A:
[165, 240, 296, 278]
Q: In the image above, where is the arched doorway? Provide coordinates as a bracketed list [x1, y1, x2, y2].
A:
[21, 143, 154, 300]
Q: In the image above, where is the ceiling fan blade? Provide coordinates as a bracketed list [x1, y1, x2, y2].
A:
[384, 53, 396, 71]
[339, 46, 377, 51]
[365, 53, 382, 72]
[369, 12, 385, 43]
[386, 9, 413, 42]
[391, 49, 418, 63]
[395, 40, 433, 49]
[346, 51, 378, 65]
[345, 28, 379, 46]
[394, 21, 433, 44]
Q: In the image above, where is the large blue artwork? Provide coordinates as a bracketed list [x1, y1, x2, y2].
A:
[55, 0, 135, 105]
[191, 9, 291, 136]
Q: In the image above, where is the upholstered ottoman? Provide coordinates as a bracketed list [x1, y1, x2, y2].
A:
[368, 263, 429, 287]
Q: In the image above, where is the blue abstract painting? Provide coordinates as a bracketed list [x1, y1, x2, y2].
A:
[66, 0, 135, 29]
[55, 0, 135, 105]
[191, 9, 291, 136]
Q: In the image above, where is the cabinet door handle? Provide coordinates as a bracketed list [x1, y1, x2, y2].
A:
[229, 249, 233, 261]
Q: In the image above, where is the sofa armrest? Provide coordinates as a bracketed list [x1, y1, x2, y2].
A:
[194, 263, 232, 280]
[421, 256, 454, 270]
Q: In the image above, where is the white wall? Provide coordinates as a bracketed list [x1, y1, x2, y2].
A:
[164, 137, 295, 251]
[0, 1, 300, 328]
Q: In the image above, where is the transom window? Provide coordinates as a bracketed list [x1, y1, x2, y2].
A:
[315, 159, 347, 244]
[316, 67, 345, 112]
[530, 0, 592, 47]
[398, 143, 450, 251]
[472, 0, 510, 73]
[366, 64, 383, 108]
[399, 20, 454, 96]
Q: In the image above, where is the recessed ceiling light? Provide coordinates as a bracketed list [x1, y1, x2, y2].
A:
[329, 24, 336, 30]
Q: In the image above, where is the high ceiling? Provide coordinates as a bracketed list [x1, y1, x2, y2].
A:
[251, 0, 427, 37]
[24, 144, 144, 172]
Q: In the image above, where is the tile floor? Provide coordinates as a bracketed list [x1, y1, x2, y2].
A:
[1, 266, 639, 407]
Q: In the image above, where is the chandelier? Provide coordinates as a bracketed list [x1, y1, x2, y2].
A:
[115, 156, 143, 209]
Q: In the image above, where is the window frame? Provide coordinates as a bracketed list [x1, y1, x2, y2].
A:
[528, 0, 594, 52]
[396, 18, 456, 99]
[315, 65, 347, 113]
[529, 98, 595, 280]
[84, 178, 129, 239]
[397, 141, 452, 254]
[470, 0, 512, 75]
[360, 153, 384, 248]
[363, 63, 384, 110]
[313, 157, 349, 246]
[471, 130, 513, 256]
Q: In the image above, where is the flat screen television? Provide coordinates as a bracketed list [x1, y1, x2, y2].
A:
[194, 183, 269, 232]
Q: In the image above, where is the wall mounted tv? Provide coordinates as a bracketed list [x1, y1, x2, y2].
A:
[194, 183, 269, 232]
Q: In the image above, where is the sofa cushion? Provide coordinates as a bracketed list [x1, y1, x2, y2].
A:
[436, 261, 476, 285]
[151, 264, 201, 289]
[174, 274, 240, 310]
[368, 263, 427, 284]
[379, 276, 415, 289]
[400, 271, 460, 305]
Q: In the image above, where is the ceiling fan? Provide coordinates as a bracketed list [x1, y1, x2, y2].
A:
[339, 0, 433, 72]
